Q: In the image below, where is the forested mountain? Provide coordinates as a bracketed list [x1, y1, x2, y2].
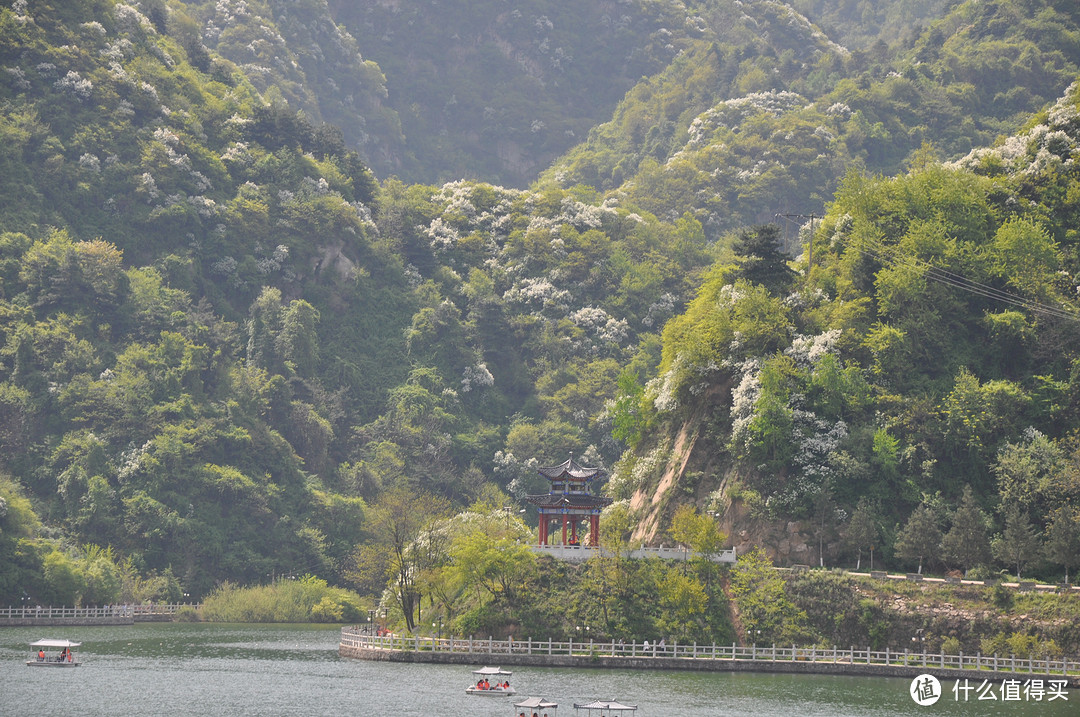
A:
[542, 0, 1080, 240]
[1, 0, 1080, 622]
[620, 84, 1080, 559]
[0, 0, 713, 602]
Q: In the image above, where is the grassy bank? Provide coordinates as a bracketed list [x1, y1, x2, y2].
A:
[787, 570, 1080, 657]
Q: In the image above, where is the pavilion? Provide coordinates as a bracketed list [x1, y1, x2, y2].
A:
[525, 456, 612, 547]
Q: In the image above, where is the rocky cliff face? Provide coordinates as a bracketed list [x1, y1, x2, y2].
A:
[625, 393, 845, 566]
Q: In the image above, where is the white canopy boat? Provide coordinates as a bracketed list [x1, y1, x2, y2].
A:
[514, 696, 558, 716]
[466, 666, 516, 695]
[27, 639, 81, 667]
[572, 700, 637, 715]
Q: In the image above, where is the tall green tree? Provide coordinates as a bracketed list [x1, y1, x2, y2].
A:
[894, 503, 943, 575]
[845, 497, 879, 571]
[1044, 506, 1080, 584]
[991, 503, 1042, 579]
[942, 486, 992, 576]
[450, 533, 536, 613]
[729, 547, 809, 645]
[732, 224, 795, 296]
[0, 476, 42, 604]
[348, 485, 451, 632]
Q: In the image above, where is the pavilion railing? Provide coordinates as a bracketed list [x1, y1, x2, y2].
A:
[340, 628, 1080, 678]
[529, 544, 737, 563]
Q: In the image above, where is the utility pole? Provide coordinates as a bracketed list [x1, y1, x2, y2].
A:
[775, 212, 821, 271]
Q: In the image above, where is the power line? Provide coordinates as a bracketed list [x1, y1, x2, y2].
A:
[853, 235, 1080, 322]
[775, 213, 821, 269]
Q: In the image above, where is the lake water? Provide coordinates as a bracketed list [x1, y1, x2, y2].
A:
[0, 623, 1073, 716]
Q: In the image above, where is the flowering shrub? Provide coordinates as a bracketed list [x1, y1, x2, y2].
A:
[55, 70, 92, 101]
[950, 82, 1080, 177]
[687, 90, 808, 146]
[460, 362, 494, 392]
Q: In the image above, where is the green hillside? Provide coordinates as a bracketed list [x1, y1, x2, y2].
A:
[542, 0, 1080, 240]
[0, 0, 713, 602]
[617, 82, 1080, 573]
[0, 0, 1079, 643]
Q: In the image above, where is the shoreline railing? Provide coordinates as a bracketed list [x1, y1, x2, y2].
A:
[1, 603, 199, 621]
[340, 629, 1079, 678]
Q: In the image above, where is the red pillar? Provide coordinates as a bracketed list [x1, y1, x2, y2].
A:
[538, 514, 546, 545]
[571, 517, 578, 544]
[561, 515, 568, 545]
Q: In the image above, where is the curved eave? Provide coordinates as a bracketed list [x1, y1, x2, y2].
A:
[525, 494, 612, 508]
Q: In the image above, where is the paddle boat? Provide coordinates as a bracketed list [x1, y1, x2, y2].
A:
[27, 639, 81, 667]
[514, 696, 558, 716]
[466, 666, 516, 695]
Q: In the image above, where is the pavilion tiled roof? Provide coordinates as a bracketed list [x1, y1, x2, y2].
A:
[536, 456, 606, 481]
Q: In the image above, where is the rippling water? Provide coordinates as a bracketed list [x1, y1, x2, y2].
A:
[0, 623, 1073, 716]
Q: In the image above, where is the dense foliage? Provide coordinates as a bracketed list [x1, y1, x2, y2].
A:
[621, 81, 1080, 583]
[2, 0, 1080, 652]
[0, 0, 717, 605]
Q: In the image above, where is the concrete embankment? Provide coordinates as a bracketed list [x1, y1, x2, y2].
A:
[339, 643, 1080, 688]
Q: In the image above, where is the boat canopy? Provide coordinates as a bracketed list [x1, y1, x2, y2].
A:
[30, 639, 81, 648]
[572, 700, 637, 714]
[515, 697, 558, 709]
[473, 666, 513, 676]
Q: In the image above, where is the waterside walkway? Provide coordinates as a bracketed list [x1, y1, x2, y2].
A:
[0, 603, 198, 626]
[833, 567, 1080, 594]
[340, 629, 1080, 687]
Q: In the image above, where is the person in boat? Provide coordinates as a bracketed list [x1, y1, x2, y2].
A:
[37, 649, 44, 661]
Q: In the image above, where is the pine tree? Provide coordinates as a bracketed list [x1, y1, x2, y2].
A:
[894, 503, 942, 574]
[942, 486, 992, 576]
[733, 224, 795, 295]
[991, 503, 1041, 578]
